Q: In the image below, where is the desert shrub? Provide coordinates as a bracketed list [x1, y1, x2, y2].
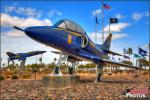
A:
[11, 75, 18, 79]
[134, 74, 139, 78]
[23, 74, 31, 79]
[5, 71, 13, 75]
[5, 75, 11, 79]
[108, 73, 112, 75]
[0, 76, 4, 81]
[13, 70, 18, 74]
[143, 72, 148, 75]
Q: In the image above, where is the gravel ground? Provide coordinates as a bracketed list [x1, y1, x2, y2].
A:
[0, 74, 149, 100]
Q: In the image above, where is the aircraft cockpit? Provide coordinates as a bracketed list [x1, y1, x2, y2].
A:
[54, 19, 89, 48]
[54, 19, 86, 35]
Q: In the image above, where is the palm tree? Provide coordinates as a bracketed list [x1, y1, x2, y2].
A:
[137, 58, 149, 68]
[128, 48, 132, 61]
[121, 60, 133, 71]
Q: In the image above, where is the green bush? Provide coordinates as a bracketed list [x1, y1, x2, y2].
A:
[0, 76, 4, 81]
[11, 75, 18, 79]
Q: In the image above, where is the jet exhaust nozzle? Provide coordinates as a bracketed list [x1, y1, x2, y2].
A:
[13, 26, 24, 32]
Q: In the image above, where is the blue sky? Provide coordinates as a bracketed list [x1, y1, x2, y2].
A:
[1, 0, 149, 65]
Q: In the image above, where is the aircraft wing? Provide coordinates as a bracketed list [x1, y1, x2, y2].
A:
[51, 51, 83, 61]
[18, 57, 26, 61]
[52, 51, 146, 70]
[102, 59, 146, 70]
[77, 53, 146, 70]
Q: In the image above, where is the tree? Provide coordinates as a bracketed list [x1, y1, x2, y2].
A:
[121, 60, 133, 65]
[137, 58, 149, 67]
[85, 63, 96, 68]
[128, 48, 132, 55]
[128, 47, 132, 61]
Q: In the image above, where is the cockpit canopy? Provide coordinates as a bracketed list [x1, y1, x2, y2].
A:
[54, 19, 86, 34]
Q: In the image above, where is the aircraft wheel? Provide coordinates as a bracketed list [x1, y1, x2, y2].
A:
[54, 66, 60, 75]
[68, 67, 74, 75]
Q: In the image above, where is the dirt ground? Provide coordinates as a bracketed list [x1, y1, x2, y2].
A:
[0, 73, 150, 100]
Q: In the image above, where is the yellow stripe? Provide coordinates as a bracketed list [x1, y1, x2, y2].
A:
[90, 41, 95, 48]
[53, 28, 82, 36]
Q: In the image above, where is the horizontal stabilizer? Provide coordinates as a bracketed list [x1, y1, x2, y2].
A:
[51, 51, 61, 54]
[104, 50, 123, 56]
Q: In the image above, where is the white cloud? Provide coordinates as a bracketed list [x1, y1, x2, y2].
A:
[4, 6, 16, 12]
[92, 9, 102, 16]
[48, 9, 62, 18]
[115, 14, 125, 19]
[89, 32, 128, 43]
[4, 30, 25, 37]
[1, 13, 53, 38]
[4, 6, 41, 18]
[1, 35, 58, 64]
[144, 11, 149, 17]
[104, 23, 130, 32]
[1, 13, 52, 27]
[143, 44, 150, 49]
[132, 12, 143, 21]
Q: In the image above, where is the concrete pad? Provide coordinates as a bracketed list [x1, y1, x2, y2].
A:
[42, 75, 80, 90]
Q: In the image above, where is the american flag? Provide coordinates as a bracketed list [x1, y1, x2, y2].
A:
[103, 4, 111, 9]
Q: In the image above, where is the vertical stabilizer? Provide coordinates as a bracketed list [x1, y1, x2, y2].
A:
[6, 52, 16, 57]
[101, 33, 112, 50]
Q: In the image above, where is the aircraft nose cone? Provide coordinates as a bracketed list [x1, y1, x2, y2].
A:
[25, 27, 39, 40]
[25, 27, 34, 36]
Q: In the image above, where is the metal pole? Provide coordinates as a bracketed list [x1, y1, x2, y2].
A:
[101, 0, 104, 42]
[40, 54, 42, 67]
[0, 58, 2, 76]
[8, 58, 9, 67]
[95, 13, 98, 44]
[109, 17, 110, 34]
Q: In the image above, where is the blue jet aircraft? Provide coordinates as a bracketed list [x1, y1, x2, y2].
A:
[13, 19, 144, 81]
[7, 51, 46, 61]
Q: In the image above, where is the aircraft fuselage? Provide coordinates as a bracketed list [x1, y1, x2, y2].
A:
[25, 26, 106, 63]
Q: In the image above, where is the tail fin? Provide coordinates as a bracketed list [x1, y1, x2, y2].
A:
[101, 33, 112, 50]
[6, 52, 16, 57]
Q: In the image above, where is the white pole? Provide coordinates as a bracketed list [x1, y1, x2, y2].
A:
[95, 13, 98, 44]
[109, 17, 111, 34]
[0, 58, 2, 76]
[101, 0, 104, 42]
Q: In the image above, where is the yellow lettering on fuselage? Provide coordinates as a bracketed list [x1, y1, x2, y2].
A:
[68, 34, 72, 44]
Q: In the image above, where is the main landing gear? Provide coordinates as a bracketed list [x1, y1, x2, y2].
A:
[95, 64, 104, 82]
[51, 52, 78, 76]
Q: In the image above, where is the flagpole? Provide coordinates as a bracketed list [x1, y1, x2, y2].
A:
[109, 17, 110, 34]
[133, 55, 134, 66]
[0, 58, 2, 76]
[95, 12, 98, 44]
[101, 0, 104, 43]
